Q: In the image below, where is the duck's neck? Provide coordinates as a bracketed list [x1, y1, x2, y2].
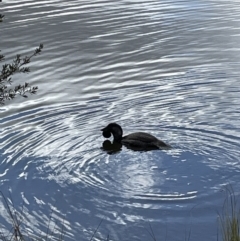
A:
[111, 126, 123, 142]
[113, 134, 122, 142]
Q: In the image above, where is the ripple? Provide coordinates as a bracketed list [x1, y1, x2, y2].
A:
[1, 0, 240, 240]
[1, 81, 240, 240]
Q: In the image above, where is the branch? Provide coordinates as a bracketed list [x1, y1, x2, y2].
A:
[0, 44, 43, 104]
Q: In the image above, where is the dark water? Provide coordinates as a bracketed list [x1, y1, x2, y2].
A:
[1, 0, 240, 240]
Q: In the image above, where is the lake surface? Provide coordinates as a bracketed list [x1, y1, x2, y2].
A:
[1, 0, 240, 240]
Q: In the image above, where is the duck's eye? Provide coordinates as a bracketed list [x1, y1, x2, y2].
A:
[102, 130, 111, 138]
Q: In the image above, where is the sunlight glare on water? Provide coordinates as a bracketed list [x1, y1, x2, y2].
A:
[1, 0, 240, 241]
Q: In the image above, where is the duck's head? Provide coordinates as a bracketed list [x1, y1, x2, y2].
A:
[101, 123, 123, 141]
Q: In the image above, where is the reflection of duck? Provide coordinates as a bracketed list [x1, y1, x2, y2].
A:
[101, 140, 122, 154]
[101, 123, 171, 151]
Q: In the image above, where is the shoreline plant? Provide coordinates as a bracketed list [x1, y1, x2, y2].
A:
[0, 191, 65, 241]
[0, 44, 43, 105]
[219, 186, 240, 241]
[0, 6, 43, 105]
[0, 187, 239, 241]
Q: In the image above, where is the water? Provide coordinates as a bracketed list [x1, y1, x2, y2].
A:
[1, 0, 240, 240]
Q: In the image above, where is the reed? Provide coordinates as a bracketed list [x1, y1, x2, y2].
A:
[0, 191, 65, 241]
[219, 186, 240, 241]
[0, 187, 240, 241]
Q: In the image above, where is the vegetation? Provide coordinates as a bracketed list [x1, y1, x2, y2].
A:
[0, 191, 65, 241]
[0, 44, 43, 105]
[0, 11, 43, 105]
[0, 14, 4, 22]
[0, 188, 239, 241]
[0, 3, 239, 241]
[219, 187, 240, 241]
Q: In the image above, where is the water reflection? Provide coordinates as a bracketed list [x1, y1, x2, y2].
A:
[101, 140, 122, 154]
[100, 123, 172, 152]
[1, 0, 240, 241]
[101, 139, 172, 153]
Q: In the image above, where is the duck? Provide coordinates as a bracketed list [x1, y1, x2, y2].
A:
[101, 123, 171, 151]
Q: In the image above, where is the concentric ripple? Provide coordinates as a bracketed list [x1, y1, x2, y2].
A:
[1, 0, 240, 241]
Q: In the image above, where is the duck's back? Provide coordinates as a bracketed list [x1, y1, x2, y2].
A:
[122, 132, 170, 150]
